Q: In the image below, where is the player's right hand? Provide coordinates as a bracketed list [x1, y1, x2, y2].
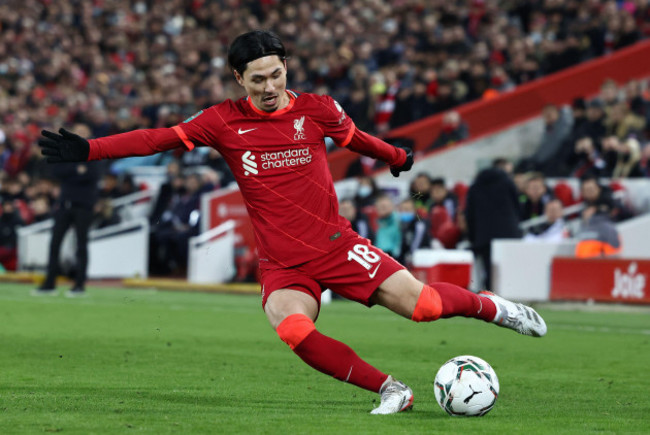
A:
[39, 128, 90, 163]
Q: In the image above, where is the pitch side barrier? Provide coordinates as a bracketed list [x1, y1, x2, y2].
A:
[17, 218, 149, 279]
[188, 220, 236, 284]
[493, 213, 650, 303]
[326, 40, 650, 181]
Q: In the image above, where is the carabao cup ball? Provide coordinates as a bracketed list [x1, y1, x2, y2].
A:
[433, 355, 499, 417]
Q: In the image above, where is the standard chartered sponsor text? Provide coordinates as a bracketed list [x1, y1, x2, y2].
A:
[260, 148, 312, 169]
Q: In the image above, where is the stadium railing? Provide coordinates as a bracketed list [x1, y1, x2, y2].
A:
[111, 190, 157, 222]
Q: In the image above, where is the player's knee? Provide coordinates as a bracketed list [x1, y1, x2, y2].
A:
[276, 313, 316, 349]
[411, 285, 443, 322]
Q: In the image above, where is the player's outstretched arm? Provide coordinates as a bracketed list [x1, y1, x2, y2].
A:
[39, 127, 184, 162]
[346, 128, 413, 177]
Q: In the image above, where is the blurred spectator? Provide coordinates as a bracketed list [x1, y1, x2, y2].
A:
[0, 0, 647, 155]
[339, 198, 374, 242]
[391, 81, 433, 129]
[29, 195, 52, 223]
[0, 200, 24, 271]
[575, 98, 608, 148]
[602, 136, 644, 178]
[409, 173, 433, 217]
[353, 176, 380, 209]
[92, 198, 121, 230]
[150, 173, 203, 275]
[605, 101, 646, 140]
[521, 104, 573, 175]
[428, 111, 469, 151]
[520, 172, 554, 221]
[205, 149, 235, 187]
[523, 199, 569, 242]
[397, 198, 430, 266]
[465, 160, 522, 290]
[640, 142, 650, 176]
[374, 194, 401, 260]
[574, 207, 622, 258]
[429, 177, 459, 221]
[579, 174, 634, 222]
[98, 173, 121, 199]
[117, 174, 139, 197]
[150, 161, 183, 227]
[569, 136, 607, 178]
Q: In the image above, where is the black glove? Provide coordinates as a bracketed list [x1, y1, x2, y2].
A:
[390, 146, 414, 177]
[39, 128, 90, 163]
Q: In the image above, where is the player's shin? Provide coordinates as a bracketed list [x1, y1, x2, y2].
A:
[412, 283, 496, 322]
[276, 314, 388, 393]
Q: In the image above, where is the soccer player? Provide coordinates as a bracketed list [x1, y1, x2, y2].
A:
[39, 30, 547, 414]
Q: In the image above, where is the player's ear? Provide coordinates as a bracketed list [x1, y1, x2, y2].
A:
[233, 70, 244, 86]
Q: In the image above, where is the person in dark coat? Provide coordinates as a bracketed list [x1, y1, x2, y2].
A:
[35, 148, 101, 296]
[465, 160, 522, 290]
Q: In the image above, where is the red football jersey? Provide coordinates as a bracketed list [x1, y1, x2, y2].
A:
[175, 90, 356, 269]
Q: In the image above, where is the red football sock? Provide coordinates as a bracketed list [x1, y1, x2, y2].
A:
[293, 330, 388, 393]
[430, 282, 497, 322]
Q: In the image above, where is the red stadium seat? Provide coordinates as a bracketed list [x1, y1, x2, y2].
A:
[430, 205, 451, 239]
[361, 205, 379, 232]
[452, 182, 469, 211]
[437, 221, 461, 249]
[553, 182, 575, 207]
[609, 180, 625, 192]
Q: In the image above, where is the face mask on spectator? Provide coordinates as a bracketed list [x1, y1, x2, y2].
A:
[399, 212, 416, 223]
[358, 185, 372, 198]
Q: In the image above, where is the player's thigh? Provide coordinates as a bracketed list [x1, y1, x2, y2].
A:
[370, 269, 424, 318]
[264, 289, 319, 330]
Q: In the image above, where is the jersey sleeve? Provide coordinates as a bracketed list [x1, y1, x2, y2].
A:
[316, 95, 356, 147]
[88, 128, 184, 161]
[172, 107, 221, 150]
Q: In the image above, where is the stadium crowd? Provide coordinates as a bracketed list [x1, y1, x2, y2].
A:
[1, 0, 650, 275]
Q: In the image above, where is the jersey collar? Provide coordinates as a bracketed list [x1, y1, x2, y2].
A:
[246, 90, 297, 117]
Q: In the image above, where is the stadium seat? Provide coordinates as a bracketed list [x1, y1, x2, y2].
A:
[553, 181, 576, 207]
[361, 205, 379, 232]
[452, 182, 469, 211]
[436, 221, 461, 249]
[609, 180, 625, 192]
[430, 206, 451, 240]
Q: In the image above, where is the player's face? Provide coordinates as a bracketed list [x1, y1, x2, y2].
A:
[235, 56, 289, 112]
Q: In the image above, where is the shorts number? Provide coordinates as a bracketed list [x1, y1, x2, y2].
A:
[347, 244, 380, 270]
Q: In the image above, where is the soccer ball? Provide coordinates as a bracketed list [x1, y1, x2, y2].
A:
[433, 355, 499, 417]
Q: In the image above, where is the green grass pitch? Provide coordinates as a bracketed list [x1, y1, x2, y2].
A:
[1, 283, 649, 434]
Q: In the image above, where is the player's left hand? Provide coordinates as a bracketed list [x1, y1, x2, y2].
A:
[390, 146, 413, 177]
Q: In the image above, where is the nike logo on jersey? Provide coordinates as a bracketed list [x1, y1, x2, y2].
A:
[238, 128, 257, 134]
[368, 263, 381, 279]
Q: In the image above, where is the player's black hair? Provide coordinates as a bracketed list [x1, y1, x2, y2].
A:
[228, 30, 286, 76]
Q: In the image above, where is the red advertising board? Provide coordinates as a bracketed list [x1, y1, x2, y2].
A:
[551, 257, 650, 304]
[202, 187, 256, 252]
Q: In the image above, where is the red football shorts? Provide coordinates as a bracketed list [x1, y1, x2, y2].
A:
[260, 229, 405, 311]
